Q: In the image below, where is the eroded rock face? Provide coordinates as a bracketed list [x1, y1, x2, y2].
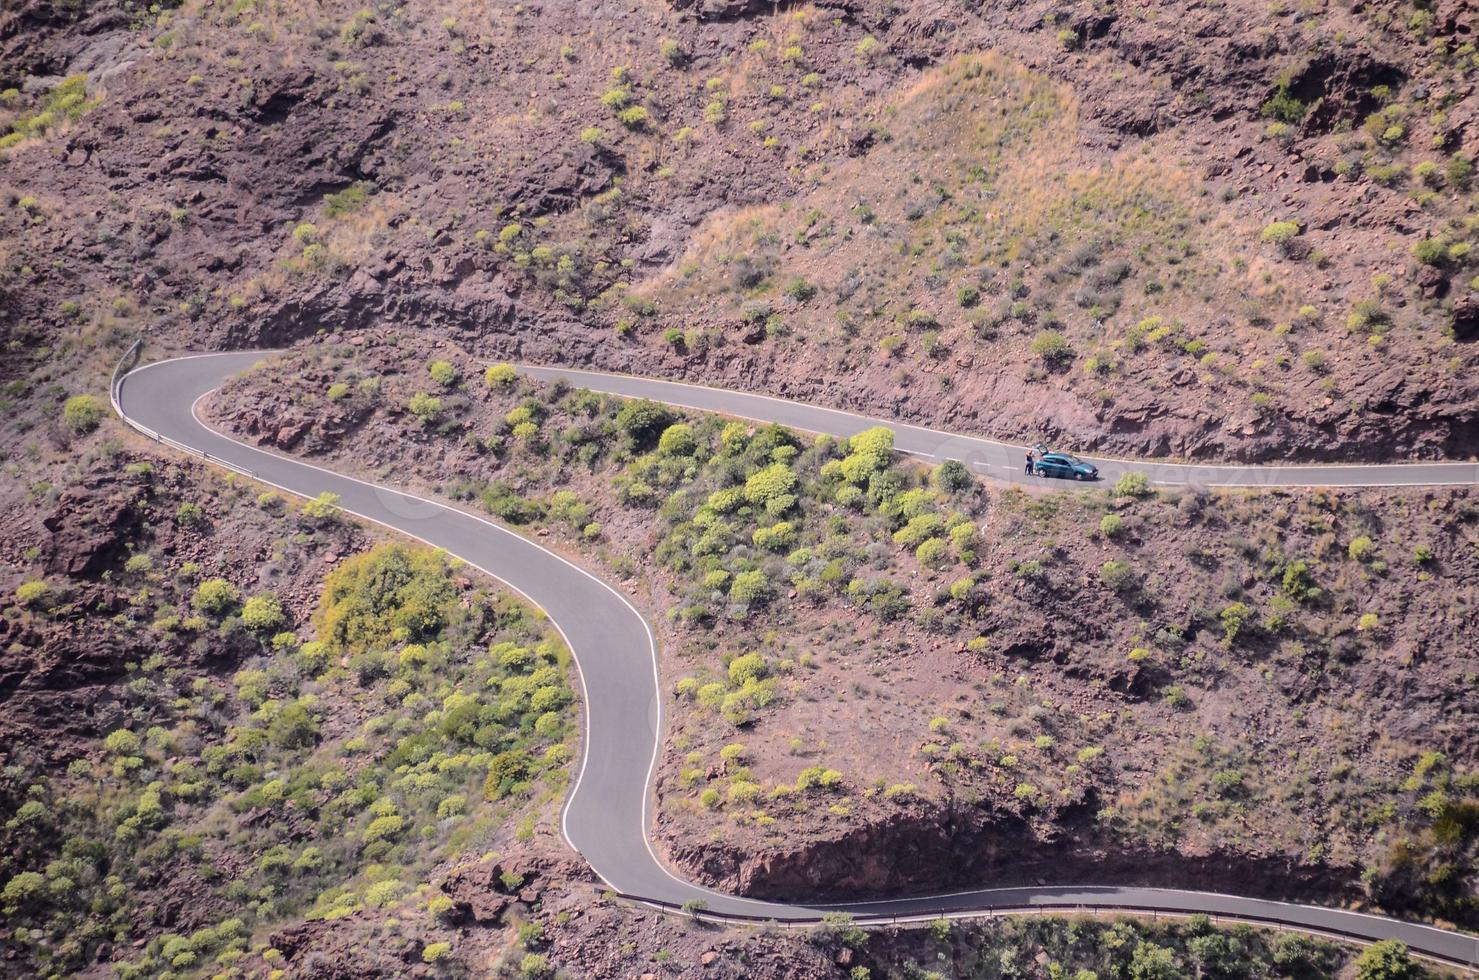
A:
[437, 854, 589, 926]
[269, 920, 426, 979]
[665, 796, 1358, 904]
[668, 0, 799, 20]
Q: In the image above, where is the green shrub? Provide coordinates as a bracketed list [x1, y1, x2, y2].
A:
[933, 460, 972, 493]
[422, 942, 452, 963]
[744, 462, 797, 506]
[324, 182, 369, 217]
[657, 423, 697, 456]
[893, 514, 944, 548]
[618, 105, 651, 129]
[241, 594, 285, 632]
[319, 545, 456, 652]
[303, 492, 341, 522]
[614, 399, 673, 447]
[1112, 472, 1152, 498]
[1260, 220, 1300, 246]
[752, 521, 797, 551]
[326, 382, 350, 402]
[1099, 513, 1125, 538]
[1411, 238, 1448, 266]
[103, 729, 141, 755]
[406, 392, 443, 424]
[915, 537, 950, 568]
[1029, 330, 1073, 366]
[1348, 535, 1375, 561]
[484, 363, 517, 388]
[785, 277, 817, 302]
[1, 871, 46, 914]
[1353, 940, 1420, 980]
[362, 813, 405, 843]
[14, 580, 49, 608]
[175, 501, 206, 527]
[192, 578, 240, 616]
[62, 394, 104, 434]
[1261, 83, 1306, 123]
[1220, 601, 1251, 643]
[519, 953, 552, 978]
[428, 360, 458, 387]
[729, 570, 769, 607]
[1280, 559, 1319, 603]
[1100, 559, 1137, 592]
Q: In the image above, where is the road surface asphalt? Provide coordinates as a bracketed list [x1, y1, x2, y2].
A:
[113, 350, 1478, 967]
[518, 366, 1479, 490]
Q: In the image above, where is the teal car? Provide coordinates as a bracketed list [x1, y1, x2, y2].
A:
[1035, 451, 1099, 481]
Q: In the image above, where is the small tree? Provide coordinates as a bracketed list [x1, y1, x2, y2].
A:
[1353, 941, 1421, 980]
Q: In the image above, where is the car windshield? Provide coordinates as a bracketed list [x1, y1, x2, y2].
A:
[1060, 454, 1083, 465]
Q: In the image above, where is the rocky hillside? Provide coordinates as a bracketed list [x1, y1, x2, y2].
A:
[2, 0, 1478, 463]
[4, 0, 1479, 976]
[207, 337, 1478, 933]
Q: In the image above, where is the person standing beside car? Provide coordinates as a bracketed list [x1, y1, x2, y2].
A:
[1024, 448, 1035, 475]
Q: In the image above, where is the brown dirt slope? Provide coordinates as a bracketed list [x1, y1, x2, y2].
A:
[1, 0, 1478, 461]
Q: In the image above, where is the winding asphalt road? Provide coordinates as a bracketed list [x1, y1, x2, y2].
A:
[113, 351, 1478, 968]
[519, 366, 1479, 490]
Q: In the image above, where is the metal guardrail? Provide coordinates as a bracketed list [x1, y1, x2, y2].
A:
[110, 340, 258, 481]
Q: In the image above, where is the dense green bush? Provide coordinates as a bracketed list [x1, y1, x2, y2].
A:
[485, 363, 518, 388]
[933, 459, 973, 494]
[241, 594, 285, 632]
[14, 580, 50, 609]
[614, 399, 673, 447]
[658, 422, 697, 456]
[730, 570, 769, 607]
[318, 545, 457, 652]
[406, 391, 443, 424]
[62, 394, 104, 434]
[1353, 940, 1421, 980]
[1100, 559, 1137, 592]
[192, 578, 239, 616]
[1112, 471, 1152, 498]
